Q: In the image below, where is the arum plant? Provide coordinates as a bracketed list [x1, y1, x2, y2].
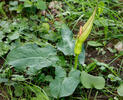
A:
[74, 7, 97, 69]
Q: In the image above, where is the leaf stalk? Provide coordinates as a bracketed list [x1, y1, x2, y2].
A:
[74, 54, 79, 69]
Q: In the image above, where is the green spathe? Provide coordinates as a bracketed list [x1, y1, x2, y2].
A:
[74, 7, 97, 55]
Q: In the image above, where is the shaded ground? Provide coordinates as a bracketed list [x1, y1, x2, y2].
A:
[86, 44, 123, 68]
[0, 58, 4, 67]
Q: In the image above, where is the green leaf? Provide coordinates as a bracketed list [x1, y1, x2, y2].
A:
[59, 77, 79, 97]
[68, 69, 80, 80]
[8, 31, 20, 40]
[24, 0, 33, 7]
[0, 21, 11, 33]
[9, 1, 18, 6]
[12, 75, 25, 81]
[108, 74, 121, 82]
[81, 71, 105, 89]
[41, 23, 50, 32]
[14, 85, 23, 97]
[9, 1, 23, 13]
[49, 78, 62, 98]
[0, 31, 4, 42]
[40, 30, 58, 42]
[117, 82, 123, 96]
[6, 44, 59, 75]
[0, 78, 8, 83]
[86, 62, 97, 72]
[87, 41, 103, 47]
[27, 85, 49, 100]
[55, 66, 66, 78]
[57, 24, 75, 55]
[98, 1, 104, 16]
[16, 4, 24, 13]
[94, 17, 108, 27]
[50, 67, 80, 98]
[36, 0, 47, 10]
[56, 24, 85, 64]
[0, 2, 6, 17]
[44, 75, 53, 82]
[0, 42, 10, 56]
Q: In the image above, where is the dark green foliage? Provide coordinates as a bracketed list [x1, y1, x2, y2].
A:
[0, 0, 122, 99]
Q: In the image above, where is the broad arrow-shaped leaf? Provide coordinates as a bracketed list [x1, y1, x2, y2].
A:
[56, 24, 85, 65]
[57, 24, 75, 55]
[81, 71, 105, 89]
[50, 67, 80, 98]
[6, 44, 59, 75]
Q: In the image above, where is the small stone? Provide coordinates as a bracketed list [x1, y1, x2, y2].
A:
[49, 1, 57, 9]
[114, 41, 123, 52]
[48, 1, 62, 9]
[41, 10, 46, 16]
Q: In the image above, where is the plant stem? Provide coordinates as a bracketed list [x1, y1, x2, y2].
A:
[74, 54, 79, 69]
[94, 91, 98, 100]
[88, 88, 92, 100]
